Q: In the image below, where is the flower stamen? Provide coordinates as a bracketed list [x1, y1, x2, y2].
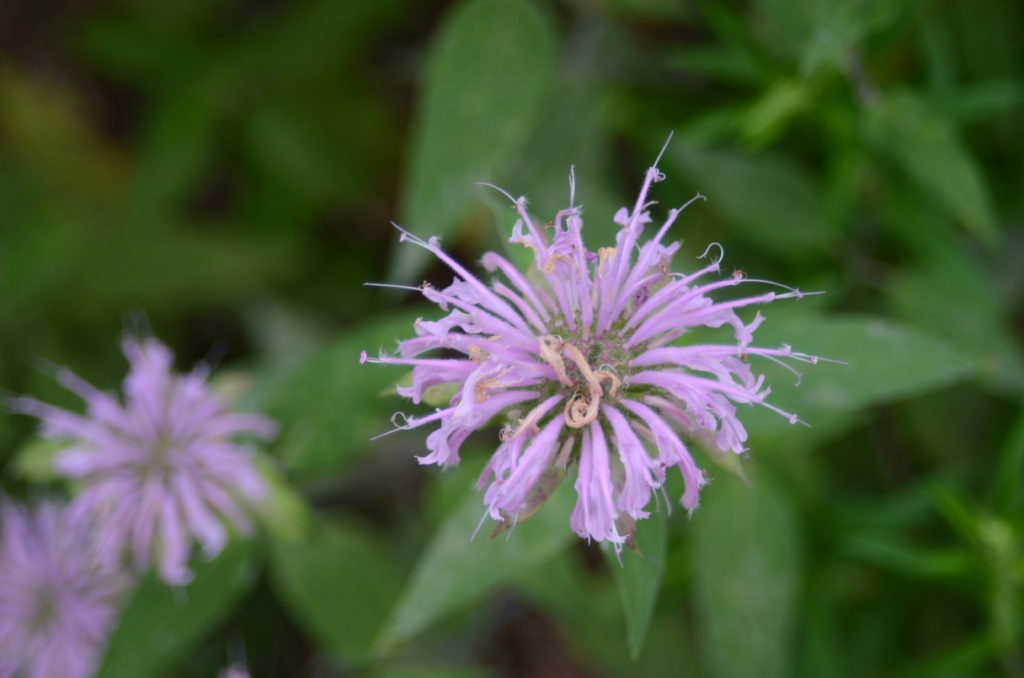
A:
[561, 342, 607, 429]
[539, 335, 572, 386]
[542, 252, 574, 273]
[474, 368, 515, 402]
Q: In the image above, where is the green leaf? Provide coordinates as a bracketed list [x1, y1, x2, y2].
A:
[518, 552, 697, 677]
[992, 404, 1024, 513]
[254, 456, 312, 542]
[749, 0, 896, 75]
[798, 0, 897, 76]
[745, 313, 976, 440]
[693, 473, 801, 678]
[270, 518, 403, 663]
[941, 79, 1024, 123]
[391, 0, 557, 281]
[505, 18, 621, 253]
[375, 478, 575, 653]
[668, 146, 833, 257]
[886, 246, 1024, 393]
[839, 535, 973, 582]
[739, 79, 812, 147]
[749, 0, 815, 58]
[604, 508, 668, 659]
[96, 539, 261, 678]
[8, 436, 66, 482]
[863, 92, 1000, 245]
[255, 309, 423, 479]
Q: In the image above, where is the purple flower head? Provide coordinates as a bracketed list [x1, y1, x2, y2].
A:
[363, 146, 824, 547]
[12, 336, 277, 585]
[0, 501, 130, 678]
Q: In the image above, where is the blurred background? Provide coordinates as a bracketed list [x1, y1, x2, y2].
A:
[1, 0, 1023, 676]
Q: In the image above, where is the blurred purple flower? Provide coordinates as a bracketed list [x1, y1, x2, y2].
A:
[0, 501, 130, 678]
[12, 336, 277, 585]
[364, 145, 825, 547]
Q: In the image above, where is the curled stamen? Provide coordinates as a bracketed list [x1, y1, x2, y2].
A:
[594, 370, 622, 397]
[561, 343, 604, 428]
[698, 242, 724, 267]
[680, 192, 707, 210]
[568, 165, 576, 208]
[564, 390, 599, 428]
[370, 413, 415, 441]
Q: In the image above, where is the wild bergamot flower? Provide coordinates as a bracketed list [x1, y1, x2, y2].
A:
[11, 336, 277, 585]
[0, 501, 130, 678]
[362, 146, 822, 547]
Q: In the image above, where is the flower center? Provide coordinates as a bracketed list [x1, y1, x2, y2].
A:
[140, 431, 188, 482]
[538, 335, 622, 429]
[29, 586, 58, 632]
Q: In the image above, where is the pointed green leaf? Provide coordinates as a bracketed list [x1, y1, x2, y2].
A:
[668, 146, 834, 257]
[375, 479, 575, 653]
[886, 246, 1024, 393]
[253, 456, 312, 542]
[744, 313, 976, 442]
[391, 0, 557, 281]
[519, 553, 698, 677]
[96, 539, 260, 678]
[766, 313, 973, 406]
[503, 18, 621, 251]
[693, 474, 801, 678]
[739, 79, 811, 146]
[864, 92, 999, 245]
[605, 507, 668, 659]
[840, 534, 972, 582]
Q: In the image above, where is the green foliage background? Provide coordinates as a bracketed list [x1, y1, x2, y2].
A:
[1, 0, 1022, 675]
